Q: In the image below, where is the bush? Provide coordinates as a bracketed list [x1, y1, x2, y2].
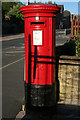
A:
[66, 38, 76, 56]
[8, 2, 24, 24]
[66, 35, 80, 57]
[2, 21, 24, 35]
[56, 39, 76, 57]
[2, 2, 25, 35]
[75, 35, 80, 57]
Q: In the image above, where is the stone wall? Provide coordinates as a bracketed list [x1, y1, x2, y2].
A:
[58, 56, 80, 105]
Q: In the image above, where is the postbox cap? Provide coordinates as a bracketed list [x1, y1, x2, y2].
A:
[19, 4, 60, 17]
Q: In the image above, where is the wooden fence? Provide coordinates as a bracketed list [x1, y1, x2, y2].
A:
[71, 15, 80, 37]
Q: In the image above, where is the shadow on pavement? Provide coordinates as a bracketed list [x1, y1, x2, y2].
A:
[21, 104, 80, 120]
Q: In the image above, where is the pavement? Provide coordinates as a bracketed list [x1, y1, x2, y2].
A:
[2, 36, 25, 119]
[15, 104, 80, 120]
[2, 33, 24, 41]
[2, 30, 72, 120]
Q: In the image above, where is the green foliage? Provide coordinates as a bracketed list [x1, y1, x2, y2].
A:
[2, 2, 17, 14]
[74, 30, 77, 36]
[67, 34, 80, 57]
[2, 2, 25, 34]
[8, 2, 25, 23]
[2, 2, 17, 21]
[75, 34, 80, 57]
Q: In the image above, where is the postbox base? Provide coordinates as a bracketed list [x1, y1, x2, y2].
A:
[24, 82, 57, 107]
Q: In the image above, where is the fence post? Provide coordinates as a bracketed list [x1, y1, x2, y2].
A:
[71, 15, 74, 37]
[71, 15, 80, 38]
[77, 17, 79, 36]
[75, 16, 77, 37]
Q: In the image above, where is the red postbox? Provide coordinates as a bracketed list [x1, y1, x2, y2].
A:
[20, 4, 60, 108]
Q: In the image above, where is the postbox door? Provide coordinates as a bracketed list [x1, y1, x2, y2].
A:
[25, 17, 55, 85]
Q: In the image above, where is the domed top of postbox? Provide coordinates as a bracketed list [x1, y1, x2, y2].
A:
[19, 4, 60, 17]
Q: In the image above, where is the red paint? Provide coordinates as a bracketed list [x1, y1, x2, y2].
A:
[19, 4, 60, 85]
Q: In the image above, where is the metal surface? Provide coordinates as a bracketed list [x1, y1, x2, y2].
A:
[20, 4, 60, 107]
[20, 4, 60, 85]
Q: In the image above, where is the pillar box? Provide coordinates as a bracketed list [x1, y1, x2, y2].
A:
[19, 4, 60, 108]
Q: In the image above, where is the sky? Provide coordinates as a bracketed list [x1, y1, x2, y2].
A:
[57, 2, 78, 14]
[19, 0, 80, 15]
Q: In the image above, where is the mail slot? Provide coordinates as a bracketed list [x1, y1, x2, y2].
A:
[31, 22, 44, 25]
[20, 4, 60, 108]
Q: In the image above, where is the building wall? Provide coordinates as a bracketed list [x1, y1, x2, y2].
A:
[58, 55, 80, 105]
